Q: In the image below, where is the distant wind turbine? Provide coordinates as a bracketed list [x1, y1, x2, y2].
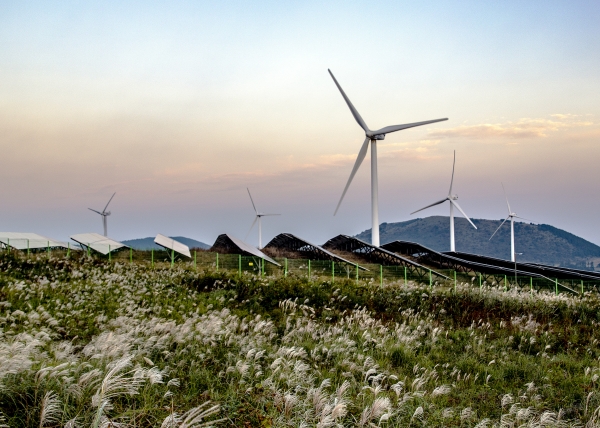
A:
[489, 183, 530, 262]
[245, 188, 280, 249]
[410, 151, 477, 252]
[328, 69, 448, 247]
[88, 192, 116, 237]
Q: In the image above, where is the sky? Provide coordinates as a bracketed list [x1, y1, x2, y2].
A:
[1, 0, 600, 249]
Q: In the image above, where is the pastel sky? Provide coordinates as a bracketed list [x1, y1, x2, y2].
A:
[1, 1, 600, 249]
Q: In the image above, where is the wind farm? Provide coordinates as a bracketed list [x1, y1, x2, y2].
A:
[2, 2, 600, 426]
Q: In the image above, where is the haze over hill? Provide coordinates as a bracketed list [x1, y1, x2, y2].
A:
[355, 216, 600, 270]
[122, 236, 210, 250]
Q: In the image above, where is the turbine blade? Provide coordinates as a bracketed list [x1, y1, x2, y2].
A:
[515, 215, 533, 222]
[244, 216, 258, 240]
[450, 199, 477, 229]
[372, 118, 448, 135]
[247, 188, 258, 214]
[489, 216, 510, 240]
[449, 150, 456, 195]
[88, 208, 102, 215]
[334, 137, 370, 215]
[103, 192, 116, 213]
[410, 198, 447, 215]
[328, 69, 369, 132]
[501, 183, 511, 214]
[262, 214, 281, 216]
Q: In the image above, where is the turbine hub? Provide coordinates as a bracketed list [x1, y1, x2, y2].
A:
[372, 134, 385, 140]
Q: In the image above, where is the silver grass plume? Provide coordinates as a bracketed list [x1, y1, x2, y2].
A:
[39, 391, 62, 428]
[179, 401, 224, 428]
[0, 411, 8, 428]
[91, 355, 145, 428]
[358, 397, 391, 427]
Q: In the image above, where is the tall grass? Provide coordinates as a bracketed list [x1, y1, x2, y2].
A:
[1, 251, 600, 426]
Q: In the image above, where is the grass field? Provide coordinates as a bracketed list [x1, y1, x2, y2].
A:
[1, 251, 600, 427]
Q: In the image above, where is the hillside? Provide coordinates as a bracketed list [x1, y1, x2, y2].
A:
[355, 216, 600, 269]
[122, 236, 210, 250]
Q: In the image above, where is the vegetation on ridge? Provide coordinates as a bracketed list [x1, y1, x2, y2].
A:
[356, 216, 600, 269]
[1, 252, 600, 426]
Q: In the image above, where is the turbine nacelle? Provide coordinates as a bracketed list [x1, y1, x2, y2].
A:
[365, 132, 386, 140]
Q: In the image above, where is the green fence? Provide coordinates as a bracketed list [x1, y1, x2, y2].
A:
[2, 241, 600, 295]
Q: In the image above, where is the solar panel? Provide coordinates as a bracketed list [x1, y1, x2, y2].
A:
[70, 233, 128, 255]
[154, 234, 191, 258]
[0, 233, 69, 250]
[264, 233, 368, 270]
[211, 234, 280, 266]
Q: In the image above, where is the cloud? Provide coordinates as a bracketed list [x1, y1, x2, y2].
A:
[429, 115, 594, 140]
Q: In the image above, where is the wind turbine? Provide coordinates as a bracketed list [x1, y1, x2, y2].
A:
[489, 183, 529, 262]
[88, 193, 116, 237]
[329, 69, 448, 247]
[410, 151, 477, 252]
[245, 188, 280, 249]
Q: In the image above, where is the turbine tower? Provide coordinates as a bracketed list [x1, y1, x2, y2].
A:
[489, 183, 529, 262]
[245, 188, 280, 249]
[88, 192, 116, 237]
[329, 69, 448, 247]
[410, 151, 477, 252]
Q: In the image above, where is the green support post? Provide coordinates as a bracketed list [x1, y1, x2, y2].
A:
[380, 265, 383, 287]
[530, 277, 533, 293]
[581, 280, 584, 295]
[332, 261, 334, 283]
[308, 260, 311, 281]
[216, 253, 218, 271]
[194, 251, 197, 270]
[555, 278, 558, 295]
[67, 242, 70, 259]
[404, 266, 407, 285]
[479, 273, 482, 289]
[429, 269, 432, 290]
[355, 263, 359, 283]
[284, 258, 288, 277]
[238, 254, 242, 277]
[504, 275, 507, 291]
[171, 249, 174, 268]
[454, 270, 457, 293]
[109, 245, 111, 263]
[262, 258, 265, 277]
[47, 241, 50, 258]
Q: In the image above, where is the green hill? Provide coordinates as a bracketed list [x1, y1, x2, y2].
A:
[122, 236, 210, 250]
[355, 216, 600, 269]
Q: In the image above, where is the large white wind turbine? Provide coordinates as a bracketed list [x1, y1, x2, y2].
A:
[410, 151, 477, 252]
[88, 193, 116, 237]
[245, 188, 280, 249]
[489, 184, 530, 262]
[329, 69, 448, 247]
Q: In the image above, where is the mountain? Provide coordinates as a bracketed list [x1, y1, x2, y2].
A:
[355, 216, 600, 270]
[122, 236, 210, 250]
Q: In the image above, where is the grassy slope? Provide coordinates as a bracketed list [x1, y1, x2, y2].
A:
[1, 253, 600, 427]
[355, 216, 600, 267]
